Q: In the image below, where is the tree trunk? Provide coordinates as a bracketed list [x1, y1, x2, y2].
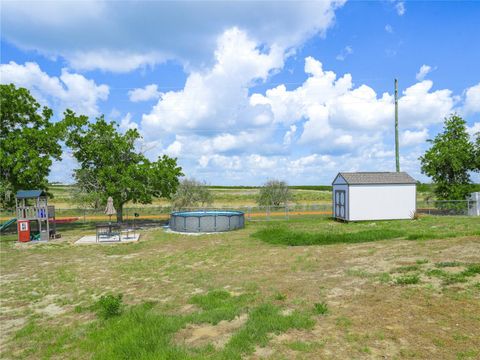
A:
[116, 203, 123, 223]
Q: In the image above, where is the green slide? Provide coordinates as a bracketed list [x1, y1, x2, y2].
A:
[0, 218, 17, 232]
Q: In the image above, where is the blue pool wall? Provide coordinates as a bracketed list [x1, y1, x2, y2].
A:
[169, 210, 245, 233]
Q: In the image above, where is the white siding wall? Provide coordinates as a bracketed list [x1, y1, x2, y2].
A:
[349, 184, 416, 221]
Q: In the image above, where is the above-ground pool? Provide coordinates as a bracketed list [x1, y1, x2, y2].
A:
[169, 210, 245, 233]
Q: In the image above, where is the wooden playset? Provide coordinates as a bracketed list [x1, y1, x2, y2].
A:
[15, 190, 58, 242]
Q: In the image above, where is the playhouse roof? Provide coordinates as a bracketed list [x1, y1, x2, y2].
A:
[16, 190, 47, 199]
[334, 172, 416, 185]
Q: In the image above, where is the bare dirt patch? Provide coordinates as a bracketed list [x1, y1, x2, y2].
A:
[252, 345, 275, 358]
[36, 303, 66, 317]
[174, 314, 248, 349]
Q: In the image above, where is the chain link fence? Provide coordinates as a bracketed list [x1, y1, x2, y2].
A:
[1, 199, 478, 234]
[417, 199, 478, 216]
[0, 204, 332, 233]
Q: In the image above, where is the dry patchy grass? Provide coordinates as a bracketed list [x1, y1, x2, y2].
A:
[0, 216, 479, 359]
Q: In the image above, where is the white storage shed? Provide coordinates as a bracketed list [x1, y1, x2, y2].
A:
[332, 172, 417, 221]
[467, 192, 479, 216]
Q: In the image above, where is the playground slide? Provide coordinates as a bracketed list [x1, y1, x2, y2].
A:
[0, 218, 16, 232]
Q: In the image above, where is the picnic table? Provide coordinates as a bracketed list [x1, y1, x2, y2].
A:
[96, 223, 121, 242]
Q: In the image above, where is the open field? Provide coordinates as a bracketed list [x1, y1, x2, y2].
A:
[1, 215, 479, 359]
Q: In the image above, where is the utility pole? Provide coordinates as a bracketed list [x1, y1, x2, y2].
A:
[394, 78, 400, 172]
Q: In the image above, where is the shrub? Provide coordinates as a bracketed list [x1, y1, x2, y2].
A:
[172, 178, 213, 209]
[435, 261, 462, 268]
[395, 274, 420, 285]
[378, 272, 392, 283]
[461, 263, 480, 277]
[416, 259, 429, 265]
[394, 265, 421, 273]
[95, 293, 123, 319]
[257, 180, 291, 206]
[313, 302, 328, 315]
[442, 273, 468, 285]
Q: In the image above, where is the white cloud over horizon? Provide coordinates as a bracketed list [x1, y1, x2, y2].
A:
[0, 61, 109, 116]
[141, 27, 283, 156]
[3, 26, 479, 185]
[135, 29, 467, 184]
[1, 0, 345, 72]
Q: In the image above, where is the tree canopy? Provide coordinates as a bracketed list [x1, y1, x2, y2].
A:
[64, 111, 183, 221]
[257, 180, 291, 206]
[0, 84, 71, 207]
[419, 114, 479, 200]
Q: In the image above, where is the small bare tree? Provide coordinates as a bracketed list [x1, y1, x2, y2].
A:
[172, 178, 213, 209]
[257, 180, 291, 206]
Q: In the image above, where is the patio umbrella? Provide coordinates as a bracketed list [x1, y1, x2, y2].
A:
[104, 197, 116, 223]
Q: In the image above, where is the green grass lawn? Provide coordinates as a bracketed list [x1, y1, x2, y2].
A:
[1, 215, 479, 359]
[252, 216, 480, 246]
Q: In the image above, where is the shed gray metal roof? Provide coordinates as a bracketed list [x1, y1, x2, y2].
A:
[334, 172, 416, 185]
[16, 190, 47, 199]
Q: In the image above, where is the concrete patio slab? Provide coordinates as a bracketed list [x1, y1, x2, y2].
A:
[75, 233, 140, 245]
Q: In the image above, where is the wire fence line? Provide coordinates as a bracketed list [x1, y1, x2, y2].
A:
[0, 203, 331, 223]
[417, 199, 479, 216]
[1, 200, 477, 224]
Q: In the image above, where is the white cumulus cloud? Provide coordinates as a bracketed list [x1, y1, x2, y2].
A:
[119, 113, 138, 132]
[401, 128, 429, 146]
[142, 28, 282, 140]
[467, 122, 480, 139]
[0, 61, 109, 116]
[415, 64, 433, 81]
[1, 0, 345, 72]
[463, 83, 480, 114]
[128, 84, 161, 102]
[399, 80, 455, 127]
[132, 29, 468, 185]
[336, 45, 353, 61]
[395, 2, 406, 16]
[252, 56, 395, 149]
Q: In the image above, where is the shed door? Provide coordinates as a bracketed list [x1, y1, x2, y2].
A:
[335, 190, 346, 219]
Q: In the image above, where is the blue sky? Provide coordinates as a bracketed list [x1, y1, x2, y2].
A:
[1, 0, 479, 185]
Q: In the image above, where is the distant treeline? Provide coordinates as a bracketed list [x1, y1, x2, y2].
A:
[207, 185, 332, 190]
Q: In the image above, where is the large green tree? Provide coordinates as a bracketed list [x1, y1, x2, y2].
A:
[419, 114, 478, 200]
[474, 131, 480, 171]
[0, 84, 70, 208]
[64, 111, 183, 221]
